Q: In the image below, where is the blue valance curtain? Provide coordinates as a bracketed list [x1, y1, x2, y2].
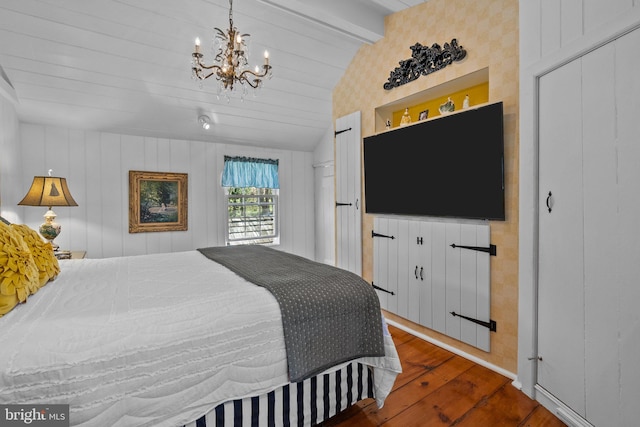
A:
[221, 156, 280, 189]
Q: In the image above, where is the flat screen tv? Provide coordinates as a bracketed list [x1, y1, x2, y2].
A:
[364, 101, 505, 220]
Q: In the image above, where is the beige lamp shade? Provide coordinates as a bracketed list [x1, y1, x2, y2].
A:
[18, 175, 78, 251]
[18, 176, 78, 208]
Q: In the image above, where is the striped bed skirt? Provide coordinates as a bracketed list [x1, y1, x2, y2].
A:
[183, 362, 374, 427]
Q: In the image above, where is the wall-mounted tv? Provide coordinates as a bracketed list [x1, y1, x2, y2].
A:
[363, 101, 505, 221]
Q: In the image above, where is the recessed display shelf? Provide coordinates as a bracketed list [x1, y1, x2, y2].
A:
[374, 68, 489, 134]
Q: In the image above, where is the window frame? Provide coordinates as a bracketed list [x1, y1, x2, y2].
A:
[225, 187, 280, 246]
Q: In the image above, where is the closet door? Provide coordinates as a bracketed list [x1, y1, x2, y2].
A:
[580, 40, 619, 427]
[335, 111, 362, 275]
[612, 29, 640, 427]
[537, 28, 640, 426]
[537, 58, 586, 417]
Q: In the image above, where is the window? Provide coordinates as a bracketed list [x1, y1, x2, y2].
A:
[222, 156, 279, 246]
[226, 187, 278, 245]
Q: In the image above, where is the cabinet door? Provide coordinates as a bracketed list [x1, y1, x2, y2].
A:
[459, 223, 490, 351]
[537, 57, 586, 417]
[335, 111, 362, 275]
[373, 217, 398, 311]
[430, 222, 447, 334]
[395, 219, 410, 319]
[408, 219, 428, 325]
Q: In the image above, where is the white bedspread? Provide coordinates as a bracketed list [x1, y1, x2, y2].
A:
[0, 251, 401, 427]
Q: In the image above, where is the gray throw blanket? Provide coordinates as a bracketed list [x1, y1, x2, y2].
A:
[197, 245, 384, 382]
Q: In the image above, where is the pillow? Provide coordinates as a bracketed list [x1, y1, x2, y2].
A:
[0, 221, 39, 316]
[11, 224, 60, 289]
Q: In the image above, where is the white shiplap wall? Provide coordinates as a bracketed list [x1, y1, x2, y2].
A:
[0, 82, 20, 220]
[13, 124, 315, 260]
[520, 0, 640, 70]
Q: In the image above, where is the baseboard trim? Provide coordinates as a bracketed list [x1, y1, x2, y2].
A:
[534, 385, 594, 427]
[384, 317, 516, 381]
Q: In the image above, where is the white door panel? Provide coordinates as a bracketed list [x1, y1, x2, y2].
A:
[536, 27, 640, 426]
[335, 111, 362, 275]
[537, 57, 586, 416]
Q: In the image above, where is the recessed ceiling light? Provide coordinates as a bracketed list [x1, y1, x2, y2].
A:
[198, 115, 212, 130]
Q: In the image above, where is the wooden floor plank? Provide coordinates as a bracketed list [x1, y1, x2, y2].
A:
[322, 326, 565, 427]
[391, 337, 458, 390]
[357, 355, 477, 425]
[381, 364, 511, 427]
[519, 406, 568, 427]
[452, 382, 540, 426]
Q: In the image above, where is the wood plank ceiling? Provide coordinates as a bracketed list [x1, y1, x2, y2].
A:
[0, 0, 424, 151]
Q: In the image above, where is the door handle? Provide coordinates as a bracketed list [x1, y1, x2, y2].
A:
[546, 191, 552, 213]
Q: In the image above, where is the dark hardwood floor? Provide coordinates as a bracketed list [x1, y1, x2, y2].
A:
[324, 326, 566, 427]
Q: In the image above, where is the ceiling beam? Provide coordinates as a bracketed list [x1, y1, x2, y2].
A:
[369, 0, 427, 13]
[256, 0, 385, 44]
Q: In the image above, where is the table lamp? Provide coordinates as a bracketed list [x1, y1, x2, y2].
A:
[18, 171, 78, 251]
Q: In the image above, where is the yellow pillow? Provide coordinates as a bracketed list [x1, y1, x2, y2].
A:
[0, 221, 39, 316]
[11, 224, 60, 289]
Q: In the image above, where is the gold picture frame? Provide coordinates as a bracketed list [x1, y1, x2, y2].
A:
[129, 171, 188, 233]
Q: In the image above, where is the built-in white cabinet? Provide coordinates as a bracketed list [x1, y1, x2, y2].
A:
[536, 27, 640, 427]
[373, 216, 492, 351]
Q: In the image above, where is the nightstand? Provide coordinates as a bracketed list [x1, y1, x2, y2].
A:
[55, 251, 86, 260]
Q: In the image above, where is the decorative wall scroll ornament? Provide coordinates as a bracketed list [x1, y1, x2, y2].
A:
[383, 38, 467, 90]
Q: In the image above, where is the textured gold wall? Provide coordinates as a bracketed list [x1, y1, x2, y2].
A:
[333, 0, 519, 372]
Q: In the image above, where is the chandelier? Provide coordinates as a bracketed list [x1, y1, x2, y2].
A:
[191, 0, 272, 101]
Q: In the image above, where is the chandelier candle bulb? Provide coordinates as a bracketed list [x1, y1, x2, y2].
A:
[195, 37, 200, 53]
[264, 50, 269, 65]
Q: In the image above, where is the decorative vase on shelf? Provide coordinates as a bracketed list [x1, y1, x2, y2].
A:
[439, 97, 455, 114]
[463, 94, 470, 109]
[400, 108, 412, 126]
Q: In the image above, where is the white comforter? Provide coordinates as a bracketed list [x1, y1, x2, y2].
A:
[0, 251, 401, 427]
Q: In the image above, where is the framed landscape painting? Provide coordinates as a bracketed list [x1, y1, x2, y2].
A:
[129, 171, 188, 233]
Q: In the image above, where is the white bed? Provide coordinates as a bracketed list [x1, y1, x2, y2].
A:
[0, 250, 401, 427]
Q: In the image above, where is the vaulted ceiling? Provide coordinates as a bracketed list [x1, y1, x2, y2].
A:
[0, 0, 424, 151]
